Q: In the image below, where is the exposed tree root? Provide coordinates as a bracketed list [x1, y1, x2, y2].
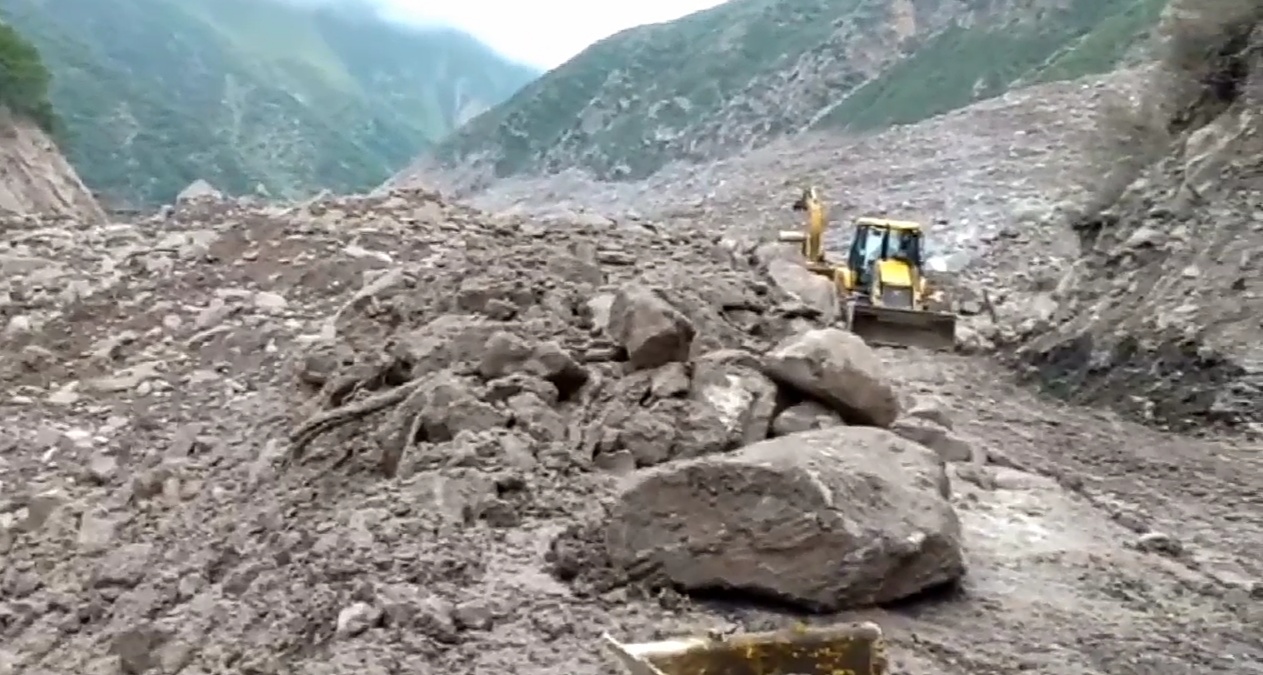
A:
[287, 378, 424, 464]
[377, 383, 433, 477]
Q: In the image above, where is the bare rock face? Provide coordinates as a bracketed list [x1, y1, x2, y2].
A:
[762, 328, 900, 427]
[0, 112, 104, 223]
[606, 284, 696, 370]
[604, 426, 965, 611]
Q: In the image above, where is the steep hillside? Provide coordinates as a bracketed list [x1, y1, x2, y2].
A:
[402, 0, 1166, 192]
[1022, 0, 1263, 432]
[0, 22, 101, 222]
[0, 111, 103, 223]
[0, 0, 539, 206]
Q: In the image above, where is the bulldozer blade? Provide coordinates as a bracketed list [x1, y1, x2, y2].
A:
[601, 622, 888, 675]
[846, 302, 957, 352]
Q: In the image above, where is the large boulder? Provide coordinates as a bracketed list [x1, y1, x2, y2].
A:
[606, 284, 696, 370]
[604, 427, 964, 611]
[762, 328, 900, 427]
[765, 258, 840, 324]
[176, 179, 222, 204]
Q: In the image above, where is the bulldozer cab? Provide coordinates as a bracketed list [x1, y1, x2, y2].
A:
[776, 189, 957, 351]
[841, 216, 957, 351]
[845, 217, 925, 305]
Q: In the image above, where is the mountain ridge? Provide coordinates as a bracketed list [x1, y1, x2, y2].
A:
[398, 0, 1167, 194]
[1, 0, 539, 206]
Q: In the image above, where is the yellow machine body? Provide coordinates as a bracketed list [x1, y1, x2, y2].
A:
[601, 622, 888, 675]
[780, 191, 957, 351]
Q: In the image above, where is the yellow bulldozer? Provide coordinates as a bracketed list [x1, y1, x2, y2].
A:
[601, 622, 888, 675]
[778, 186, 957, 351]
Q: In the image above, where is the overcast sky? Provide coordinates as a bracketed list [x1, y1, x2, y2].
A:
[373, 0, 727, 68]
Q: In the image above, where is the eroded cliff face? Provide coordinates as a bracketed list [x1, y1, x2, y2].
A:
[1022, 0, 1263, 432]
[0, 110, 103, 223]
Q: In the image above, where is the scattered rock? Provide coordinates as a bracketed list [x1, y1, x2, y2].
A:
[337, 602, 383, 637]
[1133, 531, 1184, 557]
[770, 400, 843, 436]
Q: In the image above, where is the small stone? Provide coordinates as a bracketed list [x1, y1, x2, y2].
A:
[253, 291, 288, 311]
[452, 599, 495, 630]
[335, 602, 381, 637]
[1133, 531, 1183, 557]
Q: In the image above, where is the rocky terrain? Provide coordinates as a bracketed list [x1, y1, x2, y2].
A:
[1, 179, 1261, 674]
[401, 0, 1166, 194]
[1018, 0, 1263, 434]
[3, 1, 1263, 673]
[453, 69, 1148, 265]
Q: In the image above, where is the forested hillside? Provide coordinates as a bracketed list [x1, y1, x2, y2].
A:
[0, 0, 539, 206]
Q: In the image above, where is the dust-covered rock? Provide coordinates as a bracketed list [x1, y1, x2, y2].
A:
[891, 417, 977, 463]
[687, 349, 778, 448]
[604, 426, 964, 611]
[770, 400, 843, 436]
[606, 284, 696, 370]
[764, 257, 840, 323]
[762, 328, 900, 427]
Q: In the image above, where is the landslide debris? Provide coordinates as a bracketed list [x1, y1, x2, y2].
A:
[0, 186, 987, 674]
[1021, 0, 1263, 433]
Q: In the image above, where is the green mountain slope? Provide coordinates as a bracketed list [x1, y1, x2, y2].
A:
[0, 0, 539, 205]
[415, 0, 1166, 188]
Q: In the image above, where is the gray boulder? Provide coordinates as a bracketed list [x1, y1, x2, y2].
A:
[762, 328, 900, 427]
[607, 284, 695, 370]
[604, 426, 965, 611]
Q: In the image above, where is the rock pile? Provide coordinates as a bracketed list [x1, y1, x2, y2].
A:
[0, 184, 981, 673]
[7, 133, 1263, 675]
[278, 190, 974, 612]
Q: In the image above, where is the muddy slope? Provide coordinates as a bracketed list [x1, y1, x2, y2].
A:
[1020, 0, 1263, 433]
[1, 187, 1260, 675]
[0, 110, 103, 223]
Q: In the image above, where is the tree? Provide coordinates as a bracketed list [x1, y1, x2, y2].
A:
[0, 21, 56, 131]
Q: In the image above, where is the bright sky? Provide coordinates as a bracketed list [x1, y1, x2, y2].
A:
[374, 0, 727, 69]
